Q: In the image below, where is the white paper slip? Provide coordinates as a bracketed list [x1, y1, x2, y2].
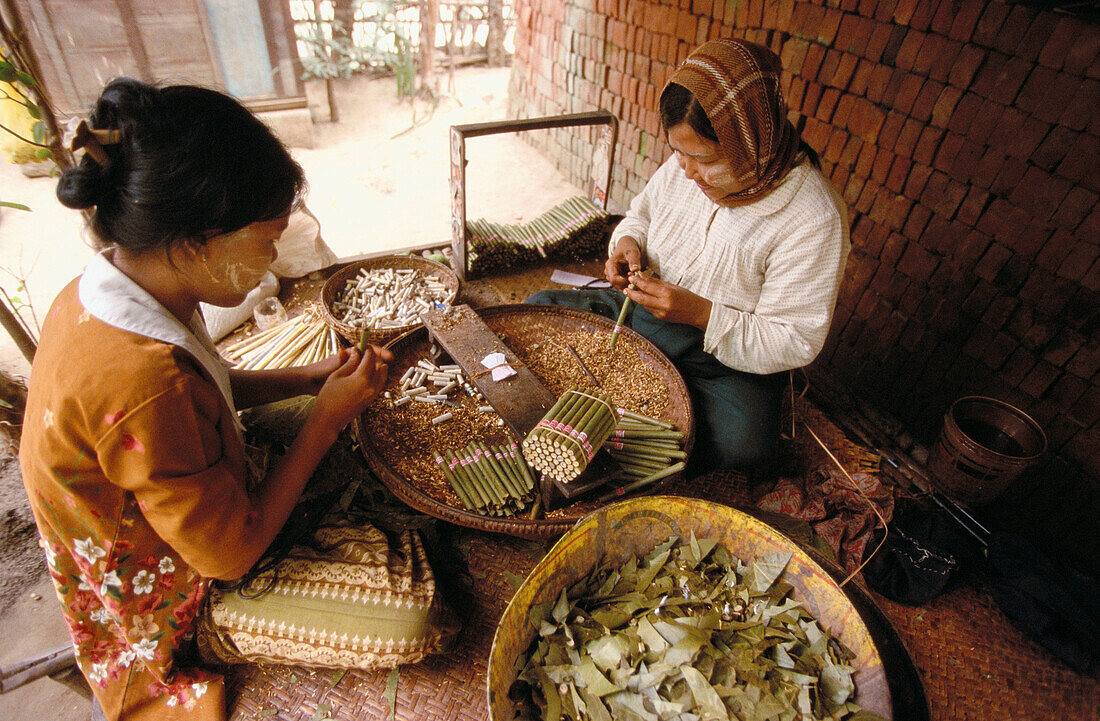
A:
[549, 269, 611, 288]
[481, 352, 517, 381]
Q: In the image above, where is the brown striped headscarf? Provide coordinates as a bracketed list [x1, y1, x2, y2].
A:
[667, 38, 800, 206]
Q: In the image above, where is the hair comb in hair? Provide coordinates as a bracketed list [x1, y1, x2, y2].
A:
[69, 120, 122, 168]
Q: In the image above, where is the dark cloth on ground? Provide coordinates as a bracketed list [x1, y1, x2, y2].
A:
[526, 287, 785, 475]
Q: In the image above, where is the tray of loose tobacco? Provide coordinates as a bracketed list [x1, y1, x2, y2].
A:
[354, 304, 694, 539]
[488, 496, 930, 721]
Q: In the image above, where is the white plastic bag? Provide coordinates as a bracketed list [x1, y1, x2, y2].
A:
[270, 205, 338, 278]
[202, 271, 280, 342]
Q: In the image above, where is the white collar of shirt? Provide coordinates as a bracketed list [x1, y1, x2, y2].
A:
[78, 249, 243, 434]
[739, 163, 811, 217]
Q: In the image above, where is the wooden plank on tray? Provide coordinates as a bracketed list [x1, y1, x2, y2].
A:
[420, 304, 557, 438]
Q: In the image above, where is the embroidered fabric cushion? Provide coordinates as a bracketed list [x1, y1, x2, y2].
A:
[198, 522, 459, 669]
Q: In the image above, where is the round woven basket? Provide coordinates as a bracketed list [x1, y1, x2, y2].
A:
[354, 304, 695, 540]
[488, 498, 896, 720]
[318, 255, 460, 346]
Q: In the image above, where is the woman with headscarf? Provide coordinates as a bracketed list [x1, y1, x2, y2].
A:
[529, 38, 850, 476]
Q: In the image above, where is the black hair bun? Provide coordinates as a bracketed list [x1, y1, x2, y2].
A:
[55, 162, 112, 210]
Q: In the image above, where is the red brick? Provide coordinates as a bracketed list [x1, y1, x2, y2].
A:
[1038, 16, 1077, 69]
[675, 10, 696, 43]
[1081, 205, 1100, 247]
[1083, 256, 1100, 293]
[878, 111, 905, 149]
[893, 0, 920, 25]
[904, 161, 933, 197]
[956, 186, 990, 227]
[987, 105, 1027, 152]
[966, 99, 1005, 146]
[802, 81, 823, 117]
[931, 85, 963, 129]
[840, 134, 864, 169]
[881, 24, 909, 66]
[803, 42, 827, 81]
[865, 21, 894, 63]
[895, 29, 925, 71]
[823, 128, 848, 164]
[948, 44, 986, 90]
[989, 156, 1028, 198]
[912, 78, 944, 122]
[955, 229, 993, 272]
[975, 241, 1012, 282]
[1067, 340, 1100, 380]
[1059, 78, 1099, 133]
[854, 140, 876, 178]
[1053, 186, 1099, 232]
[849, 59, 875, 96]
[903, 201, 933, 238]
[907, 0, 939, 30]
[895, 117, 924, 157]
[872, 147, 895, 185]
[992, 5, 1043, 59]
[913, 125, 944, 165]
[951, 141, 984, 185]
[848, 97, 887, 142]
[1057, 132, 1100, 194]
[1057, 239, 1100, 282]
[1017, 10, 1060, 64]
[832, 92, 855, 128]
[972, 1, 1010, 47]
[1002, 347, 1040, 386]
[977, 196, 1013, 237]
[948, 0, 985, 42]
[864, 63, 893, 104]
[817, 87, 841, 122]
[1064, 23, 1100, 76]
[886, 154, 912, 193]
[1020, 360, 1062, 398]
[889, 71, 923, 115]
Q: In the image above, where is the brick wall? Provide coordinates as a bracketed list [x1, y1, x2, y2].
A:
[509, 0, 1099, 572]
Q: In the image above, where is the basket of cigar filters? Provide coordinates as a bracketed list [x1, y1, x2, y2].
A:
[489, 497, 901, 721]
[318, 255, 460, 345]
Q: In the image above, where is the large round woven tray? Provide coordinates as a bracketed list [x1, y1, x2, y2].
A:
[355, 304, 695, 539]
[318, 255, 460, 345]
[489, 497, 895, 720]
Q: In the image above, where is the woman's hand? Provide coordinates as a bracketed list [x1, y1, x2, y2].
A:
[312, 345, 394, 430]
[624, 272, 712, 330]
[605, 237, 644, 289]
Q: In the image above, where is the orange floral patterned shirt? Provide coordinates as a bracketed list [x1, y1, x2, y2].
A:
[20, 264, 260, 721]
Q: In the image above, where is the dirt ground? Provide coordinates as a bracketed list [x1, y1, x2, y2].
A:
[0, 65, 581, 719]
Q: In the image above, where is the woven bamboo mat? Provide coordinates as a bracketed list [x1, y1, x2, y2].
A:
[226, 262, 1099, 720]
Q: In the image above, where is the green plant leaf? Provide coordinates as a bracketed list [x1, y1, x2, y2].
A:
[0, 63, 16, 83]
[0, 201, 32, 211]
[34, 148, 51, 160]
[16, 71, 36, 87]
[32, 120, 46, 144]
[25, 101, 41, 119]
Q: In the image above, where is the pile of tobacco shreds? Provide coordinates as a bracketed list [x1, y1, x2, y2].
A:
[511, 536, 887, 721]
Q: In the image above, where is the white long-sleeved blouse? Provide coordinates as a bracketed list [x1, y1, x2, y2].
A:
[609, 157, 850, 375]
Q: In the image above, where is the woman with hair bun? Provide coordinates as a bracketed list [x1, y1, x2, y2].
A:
[20, 79, 453, 720]
[530, 38, 850, 476]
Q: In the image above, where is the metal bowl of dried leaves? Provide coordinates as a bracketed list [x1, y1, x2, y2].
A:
[318, 255, 460, 346]
[489, 497, 928, 721]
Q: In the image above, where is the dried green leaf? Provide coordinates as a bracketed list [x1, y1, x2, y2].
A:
[382, 667, 400, 720]
[503, 569, 526, 590]
[679, 665, 728, 720]
[309, 704, 331, 721]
